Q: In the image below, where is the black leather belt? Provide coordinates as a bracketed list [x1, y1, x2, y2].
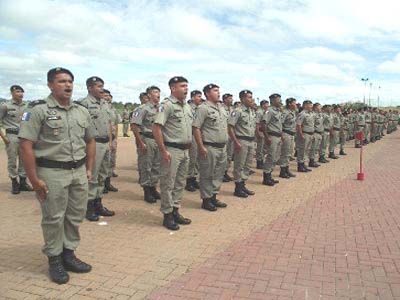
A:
[283, 129, 295, 136]
[142, 132, 154, 139]
[36, 157, 86, 170]
[95, 136, 109, 143]
[333, 128, 341, 131]
[303, 131, 314, 135]
[236, 135, 255, 141]
[324, 129, 330, 132]
[203, 141, 226, 148]
[6, 128, 19, 135]
[164, 142, 191, 150]
[366, 122, 371, 124]
[267, 131, 282, 137]
[358, 125, 365, 127]
[315, 131, 324, 134]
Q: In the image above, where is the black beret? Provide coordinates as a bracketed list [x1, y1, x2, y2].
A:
[303, 100, 312, 105]
[222, 93, 233, 100]
[190, 90, 202, 98]
[146, 86, 160, 93]
[86, 76, 104, 87]
[47, 67, 74, 82]
[313, 102, 321, 107]
[203, 83, 219, 94]
[168, 76, 188, 86]
[269, 93, 281, 101]
[10, 85, 24, 92]
[286, 98, 296, 105]
[260, 100, 268, 106]
[239, 90, 252, 99]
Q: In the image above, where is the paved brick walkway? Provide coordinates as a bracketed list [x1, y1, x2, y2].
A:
[149, 132, 400, 300]
[0, 130, 399, 300]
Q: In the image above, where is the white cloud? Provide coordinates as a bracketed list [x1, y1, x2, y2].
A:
[378, 53, 400, 74]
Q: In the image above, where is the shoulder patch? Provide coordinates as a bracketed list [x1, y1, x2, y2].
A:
[28, 100, 46, 108]
[159, 105, 165, 112]
[231, 111, 236, 117]
[133, 109, 141, 117]
[21, 112, 31, 121]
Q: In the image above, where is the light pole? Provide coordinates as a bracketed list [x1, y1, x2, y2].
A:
[368, 82, 373, 106]
[361, 78, 369, 104]
[377, 86, 381, 109]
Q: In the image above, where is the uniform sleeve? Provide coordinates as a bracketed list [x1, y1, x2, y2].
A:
[18, 108, 42, 142]
[0, 104, 7, 126]
[131, 107, 145, 125]
[84, 111, 95, 141]
[192, 105, 207, 128]
[296, 113, 305, 125]
[154, 102, 172, 126]
[228, 110, 240, 126]
[263, 111, 272, 125]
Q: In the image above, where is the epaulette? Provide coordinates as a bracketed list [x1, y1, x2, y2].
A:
[28, 100, 46, 108]
[74, 100, 88, 109]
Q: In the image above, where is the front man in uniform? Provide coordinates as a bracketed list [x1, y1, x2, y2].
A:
[193, 84, 228, 211]
[19, 67, 95, 284]
[0, 85, 33, 194]
[153, 77, 192, 231]
[296, 100, 314, 172]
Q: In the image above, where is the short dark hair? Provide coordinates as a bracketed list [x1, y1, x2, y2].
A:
[47, 67, 74, 83]
[146, 86, 160, 94]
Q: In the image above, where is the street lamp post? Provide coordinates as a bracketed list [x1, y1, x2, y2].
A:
[361, 78, 369, 104]
[378, 86, 381, 109]
[368, 82, 373, 106]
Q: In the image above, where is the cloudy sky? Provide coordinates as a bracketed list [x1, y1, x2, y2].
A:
[0, 0, 400, 106]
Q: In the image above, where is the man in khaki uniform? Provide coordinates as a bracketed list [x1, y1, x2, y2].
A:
[262, 94, 282, 186]
[339, 109, 349, 155]
[79, 77, 115, 221]
[122, 104, 130, 137]
[221, 93, 234, 182]
[255, 100, 269, 169]
[102, 90, 119, 191]
[364, 107, 372, 145]
[19, 67, 95, 284]
[309, 103, 323, 168]
[296, 100, 314, 172]
[153, 76, 192, 231]
[193, 84, 228, 212]
[278, 97, 297, 179]
[185, 90, 202, 192]
[228, 90, 256, 198]
[0, 85, 33, 194]
[328, 105, 341, 159]
[131, 86, 162, 203]
[355, 107, 365, 148]
[319, 105, 331, 163]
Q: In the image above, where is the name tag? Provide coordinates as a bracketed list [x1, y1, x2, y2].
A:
[47, 116, 62, 121]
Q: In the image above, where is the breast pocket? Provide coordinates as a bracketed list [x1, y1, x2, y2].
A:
[75, 119, 88, 138]
[43, 119, 65, 140]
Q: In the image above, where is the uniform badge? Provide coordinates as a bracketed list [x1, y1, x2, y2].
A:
[53, 128, 60, 136]
[133, 110, 140, 117]
[231, 111, 236, 117]
[159, 105, 164, 112]
[21, 112, 30, 121]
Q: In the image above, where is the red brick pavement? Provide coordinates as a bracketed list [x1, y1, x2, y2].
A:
[149, 134, 400, 300]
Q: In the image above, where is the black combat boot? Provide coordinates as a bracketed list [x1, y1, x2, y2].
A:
[279, 167, 290, 179]
[105, 177, 118, 192]
[19, 177, 33, 191]
[163, 213, 179, 231]
[85, 200, 99, 221]
[339, 150, 347, 155]
[172, 207, 191, 225]
[256, 160, 264, 169]
[355, 144, 362, 148]
[202, 198, 217, 212]
[304, 163, 312, 172]
[62, 249, 92, 273]
[193, 178, 200, 190]
[234, 182, 248, 198]
[112, 171, 118, 177]
[263, 172, 275, 186]
[103, 186, 108, 194]
[150, 186, 161, 200]
[223, 171, 232, 182]
[48, 255, 69, 284]
[185, 177, 197, 192]
[242, 181, 255, 195]
[308, 159, 320, 168]
[94, 198, 115, 217]
[318, 155, 329, 163]
[363, 139, 369, 145]
[211, 194, 227, 208]
[328, 152, 339, 159]
[11, 177, 20, 194]
[297, 162, 311, 172]
[143, 186, 156, 203]
[286, 166, 296, 177]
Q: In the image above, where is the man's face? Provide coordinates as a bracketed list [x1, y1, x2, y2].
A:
[206, 87, 220, 103]
[289, 101, 297, 110]
[224, 96, 233, 106]
[171, 82, 188, 101]
[11, 89, 24, 102]
[88, 82, 104, 99]
[103, 93, 111, 102]
[315, 105, 322, 113]
[262, 102, 269, 110]
[304, 103, 312, 111]
[140, 95, 149, 104]
[272, 97, 281, 108]
[48, 73, 73, 101]
[192, 94, 202, 106]
[241, 93, 253, 107]
[148, 89, 160, 104]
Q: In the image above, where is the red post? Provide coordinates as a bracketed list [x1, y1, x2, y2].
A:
[357, 132, 365, 180]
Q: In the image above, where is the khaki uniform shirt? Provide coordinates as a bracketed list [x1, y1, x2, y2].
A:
[18, 95, 93, 161]
[0, 100, 28, 130]
[122, 109, 130, 124]
[79, 94, 110, 139]
[282, 109, 296, 132]
[131, 101, 159, 134]
[192, 101, 228, 144]
[154, 96, 192, 144]
[314, 112, 324, 133]
[322, 112, 331, 131]
[228, 105, 256, 138]
[263, 106, 282, 134]
[296, 110, 314, 133]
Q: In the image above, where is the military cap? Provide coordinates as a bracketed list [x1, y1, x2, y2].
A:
[260, 100, 268, 106]
[203, 83, 219, 94]
[47, 67, 74, 82]
[269, 93, 281, 101]
[168, 76, 188, 86]
[222, 93, 233, 100]
[313, 102, 321, 107]
[190, 90, 202, 98]
[86, 76, 104, 87]
[303, 100, 312, 105]
[10, 85, 24, 92]
[146, 85, 160, 94]
[286, 97, 296, 105]
[239, 90, 252, 99]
